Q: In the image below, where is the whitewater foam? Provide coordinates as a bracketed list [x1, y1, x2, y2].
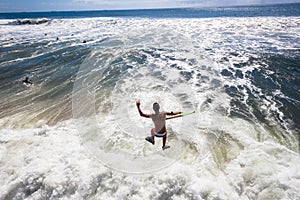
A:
[0, 16, 299, 199]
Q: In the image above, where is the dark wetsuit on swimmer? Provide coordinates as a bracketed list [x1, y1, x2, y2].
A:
[136, 100, 181, 150]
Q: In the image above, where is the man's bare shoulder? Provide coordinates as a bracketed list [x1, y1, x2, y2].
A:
[160, 112, 167, 116]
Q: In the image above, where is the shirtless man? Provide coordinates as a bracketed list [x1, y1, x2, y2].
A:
[136, 100, 181, 150]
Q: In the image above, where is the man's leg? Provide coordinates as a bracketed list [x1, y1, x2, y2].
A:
[162, 134, 170, 150]
[162, 135, 167, 148]
[151, 128, 155, 145]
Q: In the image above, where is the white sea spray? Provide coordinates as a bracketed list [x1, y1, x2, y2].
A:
[0, 17, 299, 199]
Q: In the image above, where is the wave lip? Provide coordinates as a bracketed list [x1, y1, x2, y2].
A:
[8, 18, 51, 25]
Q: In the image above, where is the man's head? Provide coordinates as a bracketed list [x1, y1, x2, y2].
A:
[153, 102, 160, 112]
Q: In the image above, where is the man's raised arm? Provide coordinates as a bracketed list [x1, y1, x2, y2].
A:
[136, 100, 151, 118]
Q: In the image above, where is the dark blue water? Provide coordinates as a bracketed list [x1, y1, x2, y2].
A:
[0, 3, 300, 19]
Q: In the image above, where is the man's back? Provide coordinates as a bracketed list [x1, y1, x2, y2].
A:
[151, 112, 166, 133]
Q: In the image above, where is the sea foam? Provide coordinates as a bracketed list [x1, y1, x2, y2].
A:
[0, 16, 299, 199]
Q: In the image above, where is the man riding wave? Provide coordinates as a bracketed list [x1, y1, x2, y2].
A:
[136, 100, 181, 150]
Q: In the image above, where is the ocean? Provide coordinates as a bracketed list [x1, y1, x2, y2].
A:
[0, 3, 299, 199]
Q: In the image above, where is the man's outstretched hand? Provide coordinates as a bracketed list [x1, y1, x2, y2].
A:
[136, 100, 141, 107]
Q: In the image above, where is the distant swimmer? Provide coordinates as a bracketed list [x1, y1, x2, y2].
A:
[22, 76, 32, 85]
[136, 100, 181, 150]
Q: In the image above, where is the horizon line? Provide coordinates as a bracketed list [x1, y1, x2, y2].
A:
[0, 2, 299, 14]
